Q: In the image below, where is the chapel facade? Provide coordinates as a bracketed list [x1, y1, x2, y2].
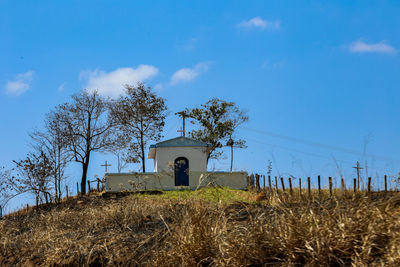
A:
[148, 136, 211, 186]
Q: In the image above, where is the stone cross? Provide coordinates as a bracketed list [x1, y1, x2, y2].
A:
[101, 160, 111, 173]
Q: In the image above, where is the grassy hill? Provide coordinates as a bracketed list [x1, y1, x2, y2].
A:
[1, 188, 400, 266]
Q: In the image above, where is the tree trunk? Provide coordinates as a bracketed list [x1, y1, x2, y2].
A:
[117, 153, 121, 173]
[36, 194, 39, 210]
[140, 132, 145, 173]
[81, 157, 89, 194]
[57, 149, 62, 201]
[230, 145, 233, 172]
[54, 174, 58, 203]
[206, 145, 215, 167]
[82, 112, 92, 194]
[58, 172, 62, 201]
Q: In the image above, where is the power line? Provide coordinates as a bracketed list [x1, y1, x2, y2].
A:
[164, 119, 180, 137]
[247, 137, 353, 164]
[242, 127, 399, 163]
[246, 137, 395, 174]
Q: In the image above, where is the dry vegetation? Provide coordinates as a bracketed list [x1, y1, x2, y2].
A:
[1, 188, 400, 266]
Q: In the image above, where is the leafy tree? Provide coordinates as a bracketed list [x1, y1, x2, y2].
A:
[184, 98, 248, 165]
[30, 111, 70, 202]
[56, 90, 115, 194]
[110, 82, 167, 173]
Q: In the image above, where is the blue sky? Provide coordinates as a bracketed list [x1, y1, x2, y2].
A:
[1, 1, 400, 210]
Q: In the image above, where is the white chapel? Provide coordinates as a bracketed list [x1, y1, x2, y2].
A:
[105, 136, 247, 191]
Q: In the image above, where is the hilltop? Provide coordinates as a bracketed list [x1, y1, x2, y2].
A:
[1, 188, 400, 266]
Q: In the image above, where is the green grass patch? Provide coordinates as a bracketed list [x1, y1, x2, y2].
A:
[140, 187, 254, 204]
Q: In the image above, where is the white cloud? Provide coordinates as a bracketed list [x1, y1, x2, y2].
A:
[170, 62, 210, 85]
[349, 40, 396, 54]
[154, 83, 163, 90]
[238, 17, 280, 30]
[5, 71, 34, 96]
[80, 65, 159, 97]
[57, 82, 66, 92]
[261, 59, 286, 70]
[179, 37, 199, 51]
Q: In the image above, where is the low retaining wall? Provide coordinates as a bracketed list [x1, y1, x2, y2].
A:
[105, 171, 247, 192]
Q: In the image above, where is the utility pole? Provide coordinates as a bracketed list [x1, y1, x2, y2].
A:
[353, 161, 363, 190]
[182, 115, 185, 137]
[175, 111, 187, 137]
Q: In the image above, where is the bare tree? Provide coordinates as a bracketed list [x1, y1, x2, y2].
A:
[0, 167, 13, 212]
[110, 82, 167, 173]
[30, 111, 70, 202]
[56, 90, 115, 194]
[0, 151, 53, 207]
[108, 133, 134, 173]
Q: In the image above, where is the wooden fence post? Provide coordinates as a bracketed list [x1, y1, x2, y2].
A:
[341, 178, 345, 195]
[384, 175, 387, 193]
[66, 185, 69, 198]
[308, 177, 311, 199]
[77, 182, 79, 195]
[250, 174, 255, 189]
[263, 175, 266, 189]
[275, 176, 278, 193]
[268, 176, 272, 193]
[246, 175, 250, 188]
[288, 177, 293, 196]
[353, 178, 357, 193]
[97, 179, 100, 192]
[87, 180, 91, 193]
[318, 175, 321, 196]
[299, 178, 302, 196]
[256, 174, 260, 192]
[280, 177, 285, 192]
[329, 177, 333, 197]
[368, 177, 371, 194]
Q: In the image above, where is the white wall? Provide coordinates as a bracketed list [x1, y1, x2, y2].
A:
[154, 146, 208, 172]
[105, 171, 247, 191]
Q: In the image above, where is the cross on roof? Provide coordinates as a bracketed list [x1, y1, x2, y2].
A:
[177, 127, 184, 136]
[101, 160, 111, 173]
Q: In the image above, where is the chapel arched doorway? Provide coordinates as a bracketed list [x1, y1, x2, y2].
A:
[174, 157, 189, 186]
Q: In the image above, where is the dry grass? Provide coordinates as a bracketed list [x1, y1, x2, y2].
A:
[1, 188, 400, 266]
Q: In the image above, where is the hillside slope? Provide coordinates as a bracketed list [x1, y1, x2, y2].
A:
[1, 189, 400, 266]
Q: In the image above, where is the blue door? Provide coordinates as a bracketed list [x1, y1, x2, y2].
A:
[175, 157, 189, 186]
